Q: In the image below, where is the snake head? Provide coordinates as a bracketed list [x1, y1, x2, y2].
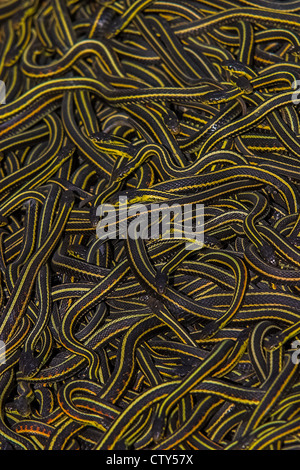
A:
[163, 112, 181, 135]
[289, 45, 300, 57]
[264, 334, 281, 351]
[260, 243, 277, 266]
[146, 295, 163, 312]
[155, 267, 168, 294]
[152, 415, 165, 444]
[88, 131, 110, 144]
[19, 350, 41, 377]
[198, 321, 219, 340]
[106, 16, 123, 39]
[222, 59, 245, 72]
[111, 162, 131, 182]
[231, 76, 253, 94]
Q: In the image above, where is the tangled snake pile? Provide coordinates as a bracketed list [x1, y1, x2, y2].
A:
[1, 0, 300, 450]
